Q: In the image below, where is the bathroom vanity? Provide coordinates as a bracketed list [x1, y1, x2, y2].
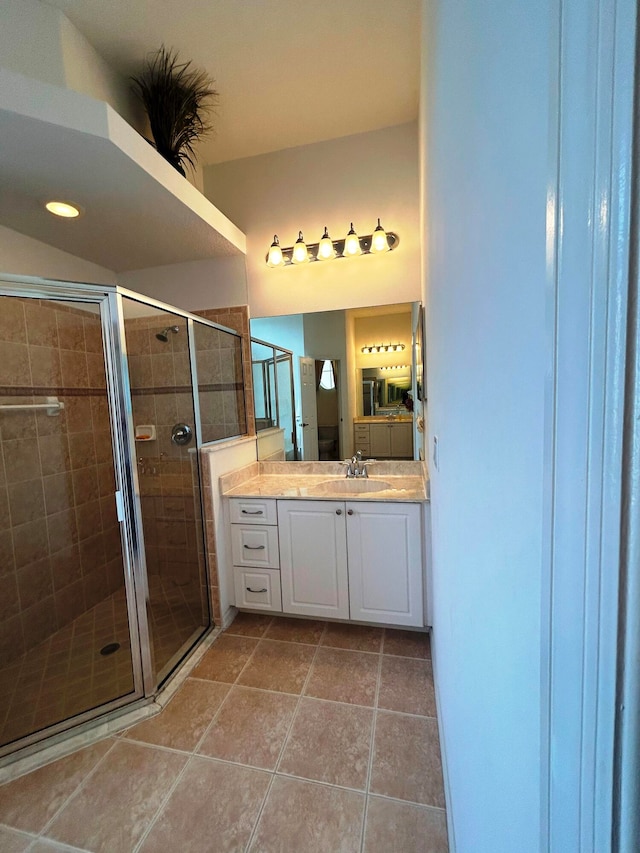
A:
[222, 462, 428, 628]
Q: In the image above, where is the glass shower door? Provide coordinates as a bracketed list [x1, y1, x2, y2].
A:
[0, 291, 137, 751]
[121, 297, 209, 683]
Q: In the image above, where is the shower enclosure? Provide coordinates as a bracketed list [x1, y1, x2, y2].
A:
[0, 275, 246, 759]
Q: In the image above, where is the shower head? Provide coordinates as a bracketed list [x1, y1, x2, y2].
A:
[156, 325, 179, 342]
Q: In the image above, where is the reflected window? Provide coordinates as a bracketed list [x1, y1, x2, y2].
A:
[319, 360, 336, 390]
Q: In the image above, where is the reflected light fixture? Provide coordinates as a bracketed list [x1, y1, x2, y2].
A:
[361, 343, 406, 354]
[292, 231, 309, 264]
[45, 200, 81, 218]
[265, 220, 398, 267]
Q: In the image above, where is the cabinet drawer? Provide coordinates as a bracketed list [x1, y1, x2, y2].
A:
[231, 524, 280, 568]
[229, 498, 277, 525]
[234, 568, 282, 612]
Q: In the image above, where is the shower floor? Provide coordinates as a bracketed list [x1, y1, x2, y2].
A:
[0, 576, 208, 750]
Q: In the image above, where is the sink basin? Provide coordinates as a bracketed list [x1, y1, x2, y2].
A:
[309, 478, 394, 495]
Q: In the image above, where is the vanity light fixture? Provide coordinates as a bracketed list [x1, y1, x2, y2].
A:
[45, 200, 81, 218]
[361, 343, 406, 354]
[265, 220, 399, 267]
[381, 364, 410, 371]
[291, 231, 309, 264]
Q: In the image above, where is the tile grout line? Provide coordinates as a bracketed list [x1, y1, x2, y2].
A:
[243, 621, 328, 852]
[359, 631, 384, 853]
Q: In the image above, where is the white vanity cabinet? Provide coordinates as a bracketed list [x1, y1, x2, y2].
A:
[276, 499, 423, 627]
[356, 422, 414, 459]
[230, 498, 283, 612]
[277, 500, 349, 619]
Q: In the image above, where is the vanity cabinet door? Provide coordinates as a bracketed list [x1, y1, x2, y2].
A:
[390, 422, 413, 458]
[346, 501, 423, 626]
[369, 424, 391, 457]
[277, 500, 349, 619]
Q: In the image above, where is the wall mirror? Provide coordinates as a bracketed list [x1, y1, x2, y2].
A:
[250, 302, 424, 463]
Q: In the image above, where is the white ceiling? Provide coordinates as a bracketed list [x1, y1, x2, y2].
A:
[45, 0, 421, 165]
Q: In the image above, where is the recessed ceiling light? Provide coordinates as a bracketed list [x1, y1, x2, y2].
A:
[45, 201, 81, 218]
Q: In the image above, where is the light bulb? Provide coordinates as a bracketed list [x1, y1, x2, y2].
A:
[370, 218, 389, 253]
[267, 235, 283, 267]
[344, 223, 361, 256]
[317, 226, 335, 260]
[292, 231, 308, 264]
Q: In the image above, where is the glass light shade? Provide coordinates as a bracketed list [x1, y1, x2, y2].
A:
[267, 236, 283, 267]
[317, 227, 335, 260]
[292, 231, 308, 264]
[45, 201, 80, 218]
[370, 218, 389, 253]
[344, 223, 361, 256]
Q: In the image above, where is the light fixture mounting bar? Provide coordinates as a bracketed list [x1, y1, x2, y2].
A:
[266, 231, 399, 266]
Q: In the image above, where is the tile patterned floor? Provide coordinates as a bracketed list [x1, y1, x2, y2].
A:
[0, 614, 449, 853]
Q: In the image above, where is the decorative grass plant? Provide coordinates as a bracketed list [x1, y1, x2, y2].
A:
[131, 46, 218, 176]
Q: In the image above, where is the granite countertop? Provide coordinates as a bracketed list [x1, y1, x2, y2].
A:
[220, 461, 428, 503]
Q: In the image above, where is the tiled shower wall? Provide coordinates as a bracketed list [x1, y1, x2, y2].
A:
[0, 298, 124, 667]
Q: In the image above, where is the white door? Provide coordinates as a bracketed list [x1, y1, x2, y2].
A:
[277, 500, 349, 619]
[299, 357, 318, 460]
[347, 501, 423, 626]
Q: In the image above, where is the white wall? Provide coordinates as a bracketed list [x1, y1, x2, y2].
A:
[421, 1, 548, 851]
[204, 123, 421, 318]
[117, 256, 248, 312]
[0, 225, 116, 285]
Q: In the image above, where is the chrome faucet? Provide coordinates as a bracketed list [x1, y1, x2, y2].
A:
[344, 451, 369, 478]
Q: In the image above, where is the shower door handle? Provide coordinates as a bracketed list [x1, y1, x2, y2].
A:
[114, 490, 125, 523]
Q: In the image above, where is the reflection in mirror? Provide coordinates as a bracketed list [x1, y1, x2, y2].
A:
[250, 302, 424, 462]
[251, 338, 298, 460]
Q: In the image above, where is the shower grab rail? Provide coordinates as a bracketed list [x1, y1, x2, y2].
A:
[0, 396, 65, 415]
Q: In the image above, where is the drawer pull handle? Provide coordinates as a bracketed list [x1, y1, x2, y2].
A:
[242, 509, 263, 515]
[244, 544, 266, 550]
[247, 586, 268, 593]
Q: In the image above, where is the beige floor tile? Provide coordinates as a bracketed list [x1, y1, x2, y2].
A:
[363, 797, 449, 853]
[125, 678, 230, 751]
[371, 712, 445, 807]
[225, 612, 273, 637]
[140, 756, 270, 853]
[198, 686, 298, 769]
[44, 740, 187, 853]
[279, 698, 373, 790]
[321, 623, 384, 653]
[190, 634, 258, 683]
[378, 657, 436, 716]
[305, 646, 379, 706]
[238, 640, 316, 693]
[383, 629, 431, 659]
[265, 616, 326, 645]
[249, 776, 365, 853]
[26, 841, 73, 852]
[0, 826, 34, 853]
[0, 738, 113, 833]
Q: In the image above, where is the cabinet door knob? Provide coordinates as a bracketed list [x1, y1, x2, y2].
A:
[347, 509, 354, 515]
[336, 509, 342, 515]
